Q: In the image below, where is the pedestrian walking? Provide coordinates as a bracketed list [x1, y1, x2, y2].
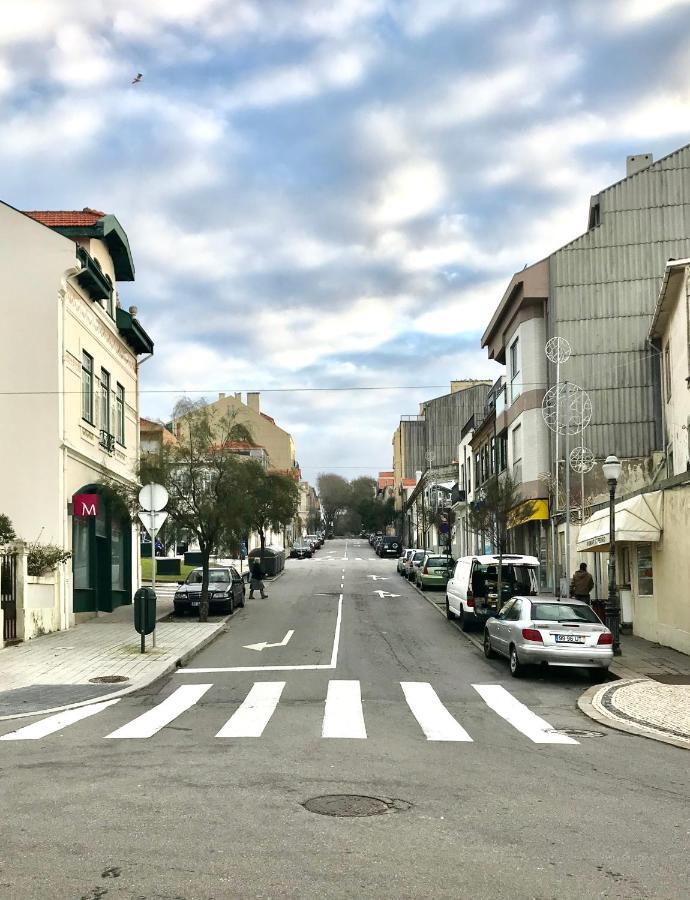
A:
[249, 558, 268, 599]
[570, 562, 594, 604]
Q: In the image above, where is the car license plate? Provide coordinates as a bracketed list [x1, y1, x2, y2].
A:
[555, 634, 584, 643]
[433, 569, 444, 575]
[191, 601, 199, 607]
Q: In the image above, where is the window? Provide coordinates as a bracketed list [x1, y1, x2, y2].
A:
[664, 342, 672, 401]
[460, 462, 465, 492]
[116, 383, 125, 445]
[497, 433, 508, 473]
[100, 368, 111, 435]
[637, 544, 654, 595]
[82, 352, 94, 423]
[73, 517, 91, 589]
[490, 437, 496, 476]
[509, 337, 521, 403]
[512, 424, 522, 480]
[475, 452, 480, 487]
[111, 518, 125, 591]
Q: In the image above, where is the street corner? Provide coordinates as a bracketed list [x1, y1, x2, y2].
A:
[578, 677, 690, 751]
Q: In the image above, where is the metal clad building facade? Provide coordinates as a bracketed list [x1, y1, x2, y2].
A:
[401, 417, 427, 478]
[550, 143, 690, 459]
[422, 384, 491, 468]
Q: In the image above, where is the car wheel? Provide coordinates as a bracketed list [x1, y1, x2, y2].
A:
[238, 589, 245, 609]
[483, 630, 496, 658]
[418, 579, 425, 591]
[173, 605, 183, 617]
[459, 605, 472, 632]
[588, 668, 608, 683]
[224, 597, 234, 615]
[509, 644, 524, 677]
[445, 597, 456, 620]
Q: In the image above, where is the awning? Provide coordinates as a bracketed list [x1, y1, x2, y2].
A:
[576, 491, 663, 552]
[507, 498, 549, 529]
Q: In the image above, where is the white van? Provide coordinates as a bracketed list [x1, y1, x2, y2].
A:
[445, 554, 540, 631]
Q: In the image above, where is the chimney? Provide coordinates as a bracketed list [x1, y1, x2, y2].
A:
[626, 153, 653, 177]
[218, 392, 225, 400]
[247, 392, 260, 413]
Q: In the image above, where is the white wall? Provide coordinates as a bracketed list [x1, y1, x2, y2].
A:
[663, 267, 690, 474]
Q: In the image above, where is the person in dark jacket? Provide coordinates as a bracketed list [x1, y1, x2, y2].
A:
[571, 562, 594, 603]
[249, 559, 268, 599]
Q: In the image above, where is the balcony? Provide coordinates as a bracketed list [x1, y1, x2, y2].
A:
[99, 430, 116, 453]
[76, 246, 113, 303]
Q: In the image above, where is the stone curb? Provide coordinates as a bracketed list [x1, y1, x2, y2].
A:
[0, 614, 232, 722]
[578, 680, 690, 752]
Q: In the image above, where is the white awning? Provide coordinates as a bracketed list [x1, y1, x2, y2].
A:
[576, 491, 663, 552]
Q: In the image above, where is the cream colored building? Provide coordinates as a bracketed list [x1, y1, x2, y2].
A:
[0, 203, 153, 638]
[297, 481, 320, 537]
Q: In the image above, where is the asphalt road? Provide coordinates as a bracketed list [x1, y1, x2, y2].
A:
[1, 539, 688, 900]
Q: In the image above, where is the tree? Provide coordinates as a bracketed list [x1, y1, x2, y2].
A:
[0, 513, 16, 544]
[139, 407, 253, 621]
[467, 474, 535, 609]
[317, 473, 351, 532]
[242, 462, 299, 560]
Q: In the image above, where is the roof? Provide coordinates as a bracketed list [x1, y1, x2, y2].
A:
[24, 208, 106, 227]
[260, 412, 276, 424]
[649, 257, 690, 340]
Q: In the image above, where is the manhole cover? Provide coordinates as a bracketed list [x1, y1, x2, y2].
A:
[547, 728, 606, 738]
[88, 675, 129, 684]
[302, 794, 411, 817]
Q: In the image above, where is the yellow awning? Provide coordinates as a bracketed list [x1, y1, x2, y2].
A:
[508, 498, 549, 529]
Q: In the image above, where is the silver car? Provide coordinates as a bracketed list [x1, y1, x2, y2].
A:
[483, 597, 613, 680]
[397, 548, 417, 574]
[405, 549, 426, 580]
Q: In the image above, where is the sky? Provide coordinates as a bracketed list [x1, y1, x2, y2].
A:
[2, 0, 690, 484]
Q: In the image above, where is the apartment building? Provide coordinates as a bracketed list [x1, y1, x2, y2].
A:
[0, 203, 153, 636]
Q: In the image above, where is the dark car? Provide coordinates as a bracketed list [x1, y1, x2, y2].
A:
[378, 536, 403, 557]
[174, 566, 245, 616]
[291, 542, 312, 559]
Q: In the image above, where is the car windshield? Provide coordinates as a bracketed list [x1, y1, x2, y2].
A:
[531, 603, 600, 623]
[412, 551, 425, 562]
[426, 557, 450, 567]
[186, 570, 230, 584]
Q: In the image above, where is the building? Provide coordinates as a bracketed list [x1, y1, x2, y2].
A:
[481, 145, 690, 593]
[297, 481, 321, 536]
[0, 203, 153, 638]
[140, 417, 177, 454]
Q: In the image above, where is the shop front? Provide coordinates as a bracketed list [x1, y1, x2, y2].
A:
[72, 484, 133, 614]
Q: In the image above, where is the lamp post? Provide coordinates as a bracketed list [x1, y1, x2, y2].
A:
[602, 454, 622, 655]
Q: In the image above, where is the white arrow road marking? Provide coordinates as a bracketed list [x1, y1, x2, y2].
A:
[243, 630, 294, 652]
[0, 698, 121, 741]
[373, 590, 400, 598]
[322, 680, 366, 739]
[367, 575, 390, 581]
[216, 682, 285, 737]
[472, 684, 579, 745]
[105, 684, 212, 739]
[401, 682, 472, 742]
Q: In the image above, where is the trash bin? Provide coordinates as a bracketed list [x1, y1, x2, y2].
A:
[248, 547, 285, 577]
[134, 586, 157, 636]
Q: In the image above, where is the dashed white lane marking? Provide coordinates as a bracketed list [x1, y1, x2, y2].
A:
[216, 682, 285, 737]
[401, 682, 473, 742]
[105, 684, 212, 739]
[0, 699, 121, 741]
[322, 680, 367, 739]
[472, 684, 578, 745]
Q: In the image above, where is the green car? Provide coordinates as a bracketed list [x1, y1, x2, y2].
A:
[415, 554, 454, 591]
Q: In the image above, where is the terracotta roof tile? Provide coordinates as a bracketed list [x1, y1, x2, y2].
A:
[23, 207, 106, 228]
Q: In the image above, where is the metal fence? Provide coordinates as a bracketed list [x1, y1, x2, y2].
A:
[1, 549, 18, 643]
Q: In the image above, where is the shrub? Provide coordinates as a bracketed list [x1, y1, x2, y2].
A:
[27, 543, 71, 576]
[0, 513, 16, 544]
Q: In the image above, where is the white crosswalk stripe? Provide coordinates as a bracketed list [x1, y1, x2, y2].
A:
[472, 684, 578, 745]
[216, 681, 285, 737]
[0, 681, 579, 746]
[401, 682, 473, 742]
[0, 699, 121, 741]
[105, 684, 212, 739]
[322, 680, 367, 739]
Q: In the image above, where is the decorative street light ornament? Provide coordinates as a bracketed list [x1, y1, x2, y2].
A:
[541, 382, 592, 435]
[545, 336, 572, 364]
[569, 445, 595, 474]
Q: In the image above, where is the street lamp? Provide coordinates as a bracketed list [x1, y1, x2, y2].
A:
[602, 454, 622, 655]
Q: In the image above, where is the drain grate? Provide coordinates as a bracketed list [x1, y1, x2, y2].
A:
[88, 675, 129, 684]
[302, 794, 412, 817]
[547, 728, 606, 738]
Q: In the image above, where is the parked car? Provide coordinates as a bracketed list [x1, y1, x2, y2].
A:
[415, 553, 454, 591]
[378, 535, 403, 558]
[397, 548, 417, 574]
[372, 535, 384, 554]
[446, 554, 540, 631]
[174, 566, 245, 615]
[483, 597, 613, 680]
[405, 549, 426, 580]
[290, 542, 312, 559]
[305, 534, 322, 549]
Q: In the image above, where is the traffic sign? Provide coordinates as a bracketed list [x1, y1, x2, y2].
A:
[138, 510, 168, 538]
[139, 483, 168, 512]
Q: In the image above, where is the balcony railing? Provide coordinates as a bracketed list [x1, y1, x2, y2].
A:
[76, 246, 113, 303]
[99, 430, 116, 453]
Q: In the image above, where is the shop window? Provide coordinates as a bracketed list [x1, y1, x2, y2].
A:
[73, 517, 91, 589]
[636, 544, 654, 595]
[111, 518, 125, 591]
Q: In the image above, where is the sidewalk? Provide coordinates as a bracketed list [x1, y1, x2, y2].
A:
[0, 595, 229, 721]
[413, 581, 690, 751]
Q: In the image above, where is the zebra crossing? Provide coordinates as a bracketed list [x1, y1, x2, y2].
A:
[0, 681, 579, 746]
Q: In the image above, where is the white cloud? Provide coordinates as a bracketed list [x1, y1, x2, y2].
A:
[368, 159, 445, 226]
[393, 0, 510, 37]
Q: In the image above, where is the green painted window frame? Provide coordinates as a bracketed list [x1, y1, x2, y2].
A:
[82, 351, 94, 424]
[116, 382, 125, 446]
[100, 368, 111, 435]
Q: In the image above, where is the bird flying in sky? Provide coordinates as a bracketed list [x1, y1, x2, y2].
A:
[132, 73, 143, 84]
